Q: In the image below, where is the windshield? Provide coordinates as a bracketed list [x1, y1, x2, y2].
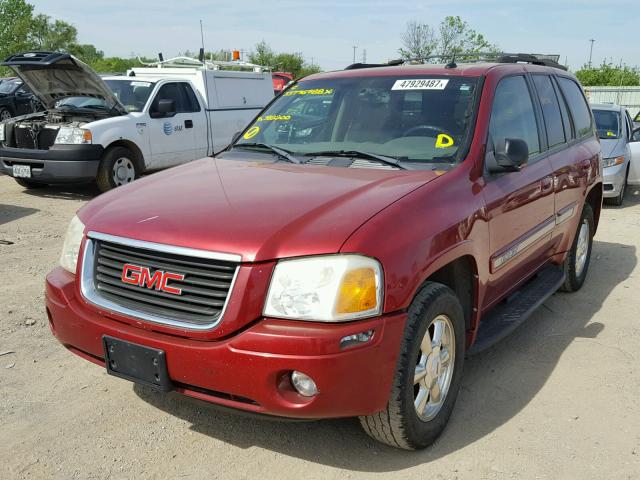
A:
[593, 109, 621, 139]
[0, 79, 22, 94]
[234, 75, 479, 165]
[104, 79, 155, 112]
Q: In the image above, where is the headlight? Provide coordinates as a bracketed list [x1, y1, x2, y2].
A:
[59, 215, 86, 273]
[602, 156, 624, 168]
[0, 124, 5, 142]
[55, 127, 92, 145]
[264, 255, 383, 322]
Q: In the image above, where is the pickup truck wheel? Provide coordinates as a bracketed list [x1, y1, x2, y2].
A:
[96, 147, 139, 192]
[359, 282, 465, 450]
[14, 178, 46, 189]
[0, 108, 11, 121]
[561, 203, 594, 292]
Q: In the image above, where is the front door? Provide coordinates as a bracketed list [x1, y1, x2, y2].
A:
[147, 82, 198, 169]
[482, 75, 556, 308]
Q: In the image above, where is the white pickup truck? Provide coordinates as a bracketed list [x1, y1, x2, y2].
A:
[0, 52, 274, 191]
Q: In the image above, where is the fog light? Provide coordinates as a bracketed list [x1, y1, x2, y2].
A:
[340, 329, 374, 349]
[291, 371, 318, 397]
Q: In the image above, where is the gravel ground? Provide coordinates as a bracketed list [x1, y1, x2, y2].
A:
[1, 175, 639, 480]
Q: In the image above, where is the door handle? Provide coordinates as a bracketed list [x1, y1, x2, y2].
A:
[185, 120, 193, 129]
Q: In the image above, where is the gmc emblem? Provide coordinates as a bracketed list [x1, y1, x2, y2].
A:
[121, 263, 185, 295]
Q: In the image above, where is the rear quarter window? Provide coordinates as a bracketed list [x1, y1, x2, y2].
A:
[557, 77, 593, 139]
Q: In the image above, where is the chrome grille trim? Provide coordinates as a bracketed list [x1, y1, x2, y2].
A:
[80, 233, 241, 331]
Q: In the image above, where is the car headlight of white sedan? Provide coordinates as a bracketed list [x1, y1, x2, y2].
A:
[602, 155, 624, 168]
[59, 215, 86, 273]
[264, 254, 383, 322]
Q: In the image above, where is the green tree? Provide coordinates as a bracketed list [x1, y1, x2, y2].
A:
[399, 16, 499, 63]
[575, 62, 640, 87]
[248, 41, 320, 78]
[0, 0, 33, 74]
[399, 20, 436, 62]
[28, 13, 77, 51]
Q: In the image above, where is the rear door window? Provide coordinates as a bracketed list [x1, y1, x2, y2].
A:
[556, 77, 593, 138]
[179, 83, 201, 112]
[489, 75, 541, 158]
[532, 75, 566, 148]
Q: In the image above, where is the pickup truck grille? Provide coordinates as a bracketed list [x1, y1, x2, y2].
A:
[85, 236, 239, 329]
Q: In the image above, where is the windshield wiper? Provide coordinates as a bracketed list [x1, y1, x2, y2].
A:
[303, 150, 407, 170]
[234, 143, 302, 164]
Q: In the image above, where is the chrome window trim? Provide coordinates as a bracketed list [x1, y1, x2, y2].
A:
[80, 234, 240, 331]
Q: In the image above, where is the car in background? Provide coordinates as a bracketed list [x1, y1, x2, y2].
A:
[0, 77, 38, 121]
[272, 71, 293, 95]
[591, 103, 639, 205]
[634, 110, 640, 129]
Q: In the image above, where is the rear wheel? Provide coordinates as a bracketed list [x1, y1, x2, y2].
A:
[14, 178, 46, 189]
[561, 203, 594, 292]
[0, 107, 11, 121]
[359, 282, 465, 450]
[96, 147, 140, 192]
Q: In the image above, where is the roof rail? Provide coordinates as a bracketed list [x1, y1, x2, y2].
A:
[344, 52, 567, 71]
[497, 53, 567, 71]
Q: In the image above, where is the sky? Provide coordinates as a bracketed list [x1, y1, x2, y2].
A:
[31, 0, 640, 72]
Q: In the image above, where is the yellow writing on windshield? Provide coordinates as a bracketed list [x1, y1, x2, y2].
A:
[257, 115, 292, 122]
[243, 126, 260, 139]
[435, 134, 455, 148]
[284, 88, 334, 96]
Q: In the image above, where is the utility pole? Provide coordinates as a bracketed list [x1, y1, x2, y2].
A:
[362, 49, 367, 63]
[310, 57, 314, 68]
[588, 39, 595, 67]
[352, 45, 357, 64]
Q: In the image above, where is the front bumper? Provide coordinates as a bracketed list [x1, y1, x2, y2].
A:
[0, 145, 103, 183]
[603, 162, 627, 198]
[46, 267, 406, 419]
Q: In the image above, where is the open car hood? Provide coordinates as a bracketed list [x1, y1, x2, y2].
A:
[1, 51, 126, 114]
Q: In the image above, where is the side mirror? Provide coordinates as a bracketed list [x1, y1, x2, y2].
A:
[150, 99, 176, 118]
[632, 128, 640, 143]
[231, 131, 241, 144]
[486, 137, 529, 173]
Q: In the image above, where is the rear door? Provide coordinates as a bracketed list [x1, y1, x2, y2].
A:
[482, 74, 556, 307]
[627, 109, 640, 185]
[547, 76, 599, 252]
[147, 82, 200, 169]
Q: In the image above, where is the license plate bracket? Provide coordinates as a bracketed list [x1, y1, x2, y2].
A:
[102, 336, 172, 392]
[12, 164, 31, 178]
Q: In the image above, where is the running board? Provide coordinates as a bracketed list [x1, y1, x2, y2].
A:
[467, 264, 565, 356]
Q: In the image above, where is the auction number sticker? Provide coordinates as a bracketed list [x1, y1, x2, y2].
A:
[243, 126, 260, 139]
[391, 79, 449, 90]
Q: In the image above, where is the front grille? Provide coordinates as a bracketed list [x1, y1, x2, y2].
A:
[90, 238, 239, 328]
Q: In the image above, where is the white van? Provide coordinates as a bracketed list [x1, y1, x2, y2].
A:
[0, 52, 274, 191]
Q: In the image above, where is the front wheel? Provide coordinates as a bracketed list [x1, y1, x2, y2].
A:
[359, 282, 465, 450]
[561, 203, 594, 292]
[0, 107, 11, 121]
[96, 147, 140, 192]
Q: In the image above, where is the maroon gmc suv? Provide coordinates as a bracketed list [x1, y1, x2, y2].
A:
[46, 54, 602, 449]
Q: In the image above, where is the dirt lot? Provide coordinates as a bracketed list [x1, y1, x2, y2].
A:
[1, 174, 639, 480]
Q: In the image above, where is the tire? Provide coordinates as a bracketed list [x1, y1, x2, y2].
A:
[359, 282, 465, 450]
[0, 107, 12, 122]
[14, 178, 46, 189]
[96, 146, 140, 192]
[560, 203, 594, 292]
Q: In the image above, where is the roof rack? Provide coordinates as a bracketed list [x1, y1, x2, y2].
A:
[344, 52, 567, 71]
[136, 55, 271, 73]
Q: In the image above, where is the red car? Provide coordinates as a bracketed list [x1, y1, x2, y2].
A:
[272, 71, 293, 94]
[46, 55, 602, 449]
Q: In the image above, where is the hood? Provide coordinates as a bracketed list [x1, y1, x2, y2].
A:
[599, 137, 624, 159]
[1, 52, 126, 113]
[79, 157, 440, 262]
